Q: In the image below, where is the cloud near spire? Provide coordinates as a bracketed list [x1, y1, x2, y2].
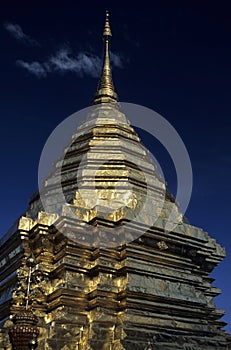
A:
[49, 48, 102, 78]
[16, 47, 123, 79]
[4, 21, 124, 79]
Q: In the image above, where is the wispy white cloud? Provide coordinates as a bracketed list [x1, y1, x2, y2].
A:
[4, 21, 126, 78]
[16, 60, 47, 78]
[4, 22, 39, 46]
[16, 46, 124, 79]
[49, 48, 101, 78]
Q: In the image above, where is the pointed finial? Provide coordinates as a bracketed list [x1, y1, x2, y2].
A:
[103, 10, 112, 37]
[93, 11, 118, 105]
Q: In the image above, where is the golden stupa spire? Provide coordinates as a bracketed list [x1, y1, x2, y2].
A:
[93, 11, 118, 105]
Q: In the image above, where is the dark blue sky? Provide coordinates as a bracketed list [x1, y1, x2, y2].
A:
[1, 0, 231, 331]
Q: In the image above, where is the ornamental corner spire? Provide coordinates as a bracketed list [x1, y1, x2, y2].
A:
[93, 10, 118, 105]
